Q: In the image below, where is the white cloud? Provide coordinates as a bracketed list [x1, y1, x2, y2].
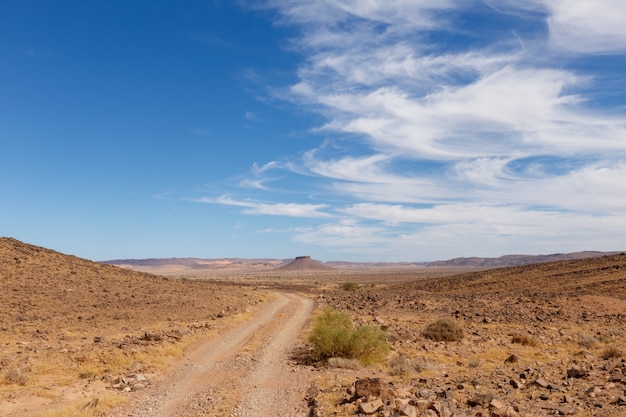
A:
[293, 207, 626, 260]
[220, 1, 626, 259]
[199, 195, 332, 218]
[543, 0, 626, 53]
[292, 219, 390, 254]
[245, 111, 261, 121]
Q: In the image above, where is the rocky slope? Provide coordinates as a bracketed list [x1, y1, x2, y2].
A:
[311, 254, 626, 417]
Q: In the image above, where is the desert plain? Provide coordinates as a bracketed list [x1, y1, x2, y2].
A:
[1, 237, 625, 417]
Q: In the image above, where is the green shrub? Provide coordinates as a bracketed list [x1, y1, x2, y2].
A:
[308, 308, 390, 365]
[423, 318, 464, 342]
[339, 282, 360, 291]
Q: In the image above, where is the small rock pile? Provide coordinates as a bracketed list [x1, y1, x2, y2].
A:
[337, 377, 485, 417]
[104, 372, 151, 392]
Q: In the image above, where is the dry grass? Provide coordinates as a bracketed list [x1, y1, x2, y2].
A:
[579, 334, 599, 349]
[327, 357, 362, 370]
[511, 334, 538, 347]
[387, 354, 424, 376]
[600, 346, 624, 360]
[3, 366, 30, 386]
[32, 393, 127, 417]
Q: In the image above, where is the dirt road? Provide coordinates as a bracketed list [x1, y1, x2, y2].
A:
[110, 293, 315, 417]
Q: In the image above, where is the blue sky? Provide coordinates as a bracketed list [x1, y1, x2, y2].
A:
[1, 1, 625, 262]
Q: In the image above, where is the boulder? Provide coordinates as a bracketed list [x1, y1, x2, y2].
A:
[354, 377, 393, 400]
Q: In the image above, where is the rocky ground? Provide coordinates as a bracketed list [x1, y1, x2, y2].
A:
[307, 254, 626, 417]
[1, 237, 625, 417]
[0, 238, 263, 416]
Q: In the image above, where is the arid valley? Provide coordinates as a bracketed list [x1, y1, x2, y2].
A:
[1, 237, 625, 417]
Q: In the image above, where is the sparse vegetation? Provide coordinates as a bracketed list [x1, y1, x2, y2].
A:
[32, 394, 127, 417]
[423, 318, 464, 342]
[511, 334, 537, 347]
[3, 366, 30, 386]
[327, 357, 362, 370]
[600, 346, 623, 360]
[387, 354, 424, 376]
[579, 334, 599, 349]
[339, 282, 360, 291]
[308, 308, 390, 365]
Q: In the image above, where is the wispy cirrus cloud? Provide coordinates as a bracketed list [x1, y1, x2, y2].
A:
[198, 195, 332, 218]
[197, 1, 626, 260]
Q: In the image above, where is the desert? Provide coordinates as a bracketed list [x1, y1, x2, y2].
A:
[1, 237, 625, 417]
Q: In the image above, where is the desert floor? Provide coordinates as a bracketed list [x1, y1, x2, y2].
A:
[1, 238, 625, 417]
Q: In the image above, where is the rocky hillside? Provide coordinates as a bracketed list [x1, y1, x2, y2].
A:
[0, 237, 260, 416]
[314, 253, 626, 417]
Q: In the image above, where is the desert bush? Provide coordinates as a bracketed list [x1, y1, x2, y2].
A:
[387, 354, 424, 376]
[423, 318, 464, 342]
[600, 346, 624, 360]
[3, 367, 30, 386]
[308, 308, 390, 365]
[468, 358, 484, 368]
[339, 282, 360, 291]
[511, 334, 538, 347]
[579, 335, 599, 349]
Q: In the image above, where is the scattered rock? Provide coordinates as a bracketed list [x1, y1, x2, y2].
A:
[359, 398, 384, 414]
[354, 377, 393, 400]
[567, 367, 588, 378]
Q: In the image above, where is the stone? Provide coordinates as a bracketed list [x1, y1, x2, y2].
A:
[548, 383, 566, 392]
[358, 398, 384, 414]
[567, 367, 587, 378]
[418, 389, 431, 398]
[489, 398, 506, 410]
[541, 404, 577, 415]
[354, 378, 392, 399]
[428, 401, 454, 417]
[467, 392, 493, 407]
[505, 354, 518, 363]
[397, 402, 417, 417]
[142, 332, 162, 342]
[612, 396, 626, 405]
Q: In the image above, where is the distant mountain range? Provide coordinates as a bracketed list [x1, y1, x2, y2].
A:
[101, 251, 623, 273]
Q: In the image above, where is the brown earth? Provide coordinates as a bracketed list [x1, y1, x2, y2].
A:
[0, 238, 264, 416]
[2, 237, 625, 417]
[309, 254, 626, 417]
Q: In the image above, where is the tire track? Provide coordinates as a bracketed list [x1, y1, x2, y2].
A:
[110, 293, 313, 417]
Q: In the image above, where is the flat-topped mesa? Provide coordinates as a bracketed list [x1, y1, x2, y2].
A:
[276, 255, 333, 271]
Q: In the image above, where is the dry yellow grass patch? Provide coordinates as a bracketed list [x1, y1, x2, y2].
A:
[32, 393, 127, 417]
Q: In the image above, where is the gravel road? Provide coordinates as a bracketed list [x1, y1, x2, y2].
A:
[110, 293, 314, 417]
